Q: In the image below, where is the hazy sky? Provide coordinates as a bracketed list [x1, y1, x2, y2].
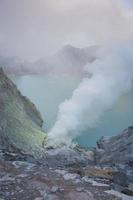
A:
[122, 0, 133, 9]
[0, 0, 133, 60]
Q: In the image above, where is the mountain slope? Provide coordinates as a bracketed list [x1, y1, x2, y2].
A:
[0, 68, 47, 157]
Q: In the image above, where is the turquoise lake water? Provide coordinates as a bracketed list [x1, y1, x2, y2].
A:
[13, 75, 133, 147]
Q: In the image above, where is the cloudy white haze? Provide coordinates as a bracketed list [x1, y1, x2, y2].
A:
[48, 44, 133, 146]
[0, 0, 133, 60]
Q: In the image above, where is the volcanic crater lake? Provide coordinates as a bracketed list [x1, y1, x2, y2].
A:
[13, 74, 133, 147]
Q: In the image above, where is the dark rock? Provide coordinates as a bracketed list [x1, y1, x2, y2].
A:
[96, 127, 133, 166]
[122, 188, 133, 196]
[112, 171, 128, 187]
[121, 183, 133, 196]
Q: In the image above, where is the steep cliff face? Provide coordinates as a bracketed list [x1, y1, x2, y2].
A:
[96, 126, 133, 166]
[0, 68, 47, 157]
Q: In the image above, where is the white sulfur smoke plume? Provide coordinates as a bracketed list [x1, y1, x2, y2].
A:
[48, 43, 133, 146]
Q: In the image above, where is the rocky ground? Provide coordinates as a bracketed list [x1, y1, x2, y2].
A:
[0, 151, 123, 200]
[0, 141, 133, 200]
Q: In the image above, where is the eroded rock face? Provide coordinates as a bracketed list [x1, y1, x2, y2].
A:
[0, 68, 47, 157]
[96, 126, 133, 166]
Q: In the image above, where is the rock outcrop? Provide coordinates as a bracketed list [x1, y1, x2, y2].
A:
[96, 126, 133, 166]
[0, 68, 47, 157]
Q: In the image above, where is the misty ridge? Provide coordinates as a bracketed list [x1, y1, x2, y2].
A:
[0, 45, 99, 76]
